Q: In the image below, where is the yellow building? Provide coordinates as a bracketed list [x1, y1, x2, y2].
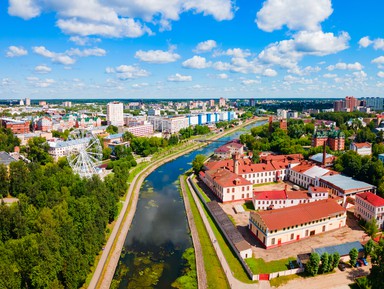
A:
[249, 199, 346, 249]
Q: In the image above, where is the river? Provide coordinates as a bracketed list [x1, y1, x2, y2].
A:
[112, 121, 265, 289]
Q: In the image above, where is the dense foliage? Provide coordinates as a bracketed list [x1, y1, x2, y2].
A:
[313, 112, 375, 126]
[334, 151, 384, 196]
[239, 121, 314, 157]
[0, 160, 128, 288]
[0, 127, 21, 152]
[368, 239, 384, 288]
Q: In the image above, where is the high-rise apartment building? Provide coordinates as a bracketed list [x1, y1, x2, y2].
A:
[25, 98, 31, 106]
[106, 102, 124, 126]
[219, 97, 226, 107]
[362, 97, 383, 111]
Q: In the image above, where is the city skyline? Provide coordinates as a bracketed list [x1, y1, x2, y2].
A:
[1, 0, 384, 99]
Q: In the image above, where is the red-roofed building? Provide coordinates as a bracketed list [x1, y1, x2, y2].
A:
[355, 192, 384, 229]
[201, 168, 253, 202]
[204, 153, 302, 186]
[350, 142, 372, 156]
[249, 199, 346, 249]
[288, 161, 338, 189]
[214, 139, 244, 159]
[252, 186, 329, 211]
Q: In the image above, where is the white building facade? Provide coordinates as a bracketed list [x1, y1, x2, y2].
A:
[106, 102, 124, 126]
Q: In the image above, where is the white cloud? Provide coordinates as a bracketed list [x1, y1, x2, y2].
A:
[378, 71, 384, 78]
[326, 62, 363, 71]
[358, 36, 372, 48]
[8, 0, 40, 20]
[225, 48, 251, 58]
[167, 73, 192, 82]
[6, 46, 28, 57]
[217, 73, 228, 79]
[256, 0, 333, 32]
[241, 79, 260, 85]
[323, 73, 337, 78]
[262, 68, 277, 77]
[194, 40, 217, 53]
[106, 64, 150, 80]
[33, 46, 75, 65]
[258, 31, 349, 70]
[212, 61, 231, 71]
[67, 47, 106, 57]
[8, 0, 235, 38]
[34, 65, 52, 73]
[135, 49, 180, 63]
[358, 36, 384, 50]
[352, 71, 367, 79]
[27, 76, 55, 88]
[288, 65, 321, 75]
[69, 36, 100, 46]
[372, 56, 384, 65]
[132, 82, 149, 88]
[182, 56, 211, 69]
[32, 46, 106, 65]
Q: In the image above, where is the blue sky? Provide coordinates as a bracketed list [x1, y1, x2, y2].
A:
[1, 0, 384, 99]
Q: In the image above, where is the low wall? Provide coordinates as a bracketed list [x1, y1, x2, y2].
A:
[188, 176, 255, 280]
[269, 268, 304, 279]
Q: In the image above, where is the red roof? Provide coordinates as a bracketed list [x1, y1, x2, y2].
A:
[356, 192, 384, 207]
[353, 142, 372, 149]
[205, 168, 252, 188]
[253, 190, 287, 200]
[291, 162, 314, 173]
[252, 199, 345, 231]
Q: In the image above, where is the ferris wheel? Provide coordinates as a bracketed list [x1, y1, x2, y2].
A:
[67, 128, 103, 178]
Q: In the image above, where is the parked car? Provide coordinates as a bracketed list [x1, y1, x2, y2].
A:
[360, 258, 368, 266]
[289, 261, 295, 269]
[355, 261, 361, 267]
[338, 262, 346, 271]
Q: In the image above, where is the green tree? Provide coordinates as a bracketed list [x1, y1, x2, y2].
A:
[368, 239, 384, 289]
[320, 252, 329, 273]
[24, 137, 53, 165]
[365, 218, 379, 238]
[365, 239, 375, 258]
[349, 248, 359, 267]
[106, 125, 118, 134]
[306, 253, 320, 276]
[192, 155, 206, 175]
[331, 252, 340, 270]
[0, 164, 9, 197]
[102, 147, 112, 160]
[9, 161, 30, 197]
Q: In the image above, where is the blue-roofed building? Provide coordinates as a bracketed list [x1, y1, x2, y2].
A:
[313, 241, 364, 261]
[318, 175, 376, 206]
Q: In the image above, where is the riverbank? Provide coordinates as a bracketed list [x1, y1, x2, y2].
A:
[88, 117, 266, 289]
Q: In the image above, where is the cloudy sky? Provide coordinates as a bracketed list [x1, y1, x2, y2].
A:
[1, 0, 384, 99]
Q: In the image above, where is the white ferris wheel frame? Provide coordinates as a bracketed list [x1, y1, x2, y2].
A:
[67, 128, 103, 178]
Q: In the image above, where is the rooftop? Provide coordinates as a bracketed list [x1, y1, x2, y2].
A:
[252, 199, 345, 231]
[313, 241, 364, 256]
[0, 151, 17, 166]
[205, 168, 252, 188]
[356, 192, 384, 207]
[309, 153, 335, 163]
[320, 175, 375, 191]
[352, 142, 372, 148]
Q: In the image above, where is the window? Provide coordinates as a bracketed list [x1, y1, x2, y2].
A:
[242, 187, 244, 191]
[290, 233, 294, 240]
[232, 188, 235, 193]
[271, 238, 275, 245]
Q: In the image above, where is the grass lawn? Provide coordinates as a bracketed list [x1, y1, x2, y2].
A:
[127, 162, 149, 184]
[199, 200, 257, 283]
[191, 175, 211, 203]
[253, 181, 278, 188]
[269, 274, 301, 287]
[242, 201, 255, 211]
[245, 257, 297, 274]
[183, 175, 230, 289]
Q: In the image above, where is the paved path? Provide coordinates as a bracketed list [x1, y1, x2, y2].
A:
[88, 118, 264, 289]
[186, 176, 271, 289]
[180, 175, 208, 289]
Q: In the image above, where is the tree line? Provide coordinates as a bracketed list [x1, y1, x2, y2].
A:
[0, 159, 128, 288]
